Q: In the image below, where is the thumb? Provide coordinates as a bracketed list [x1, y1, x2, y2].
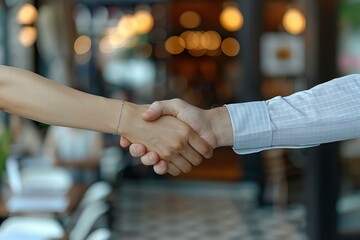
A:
[141, 100, 179, 121]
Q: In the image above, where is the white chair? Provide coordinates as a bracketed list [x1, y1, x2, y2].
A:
[79, 181, 112, 207]
[21, 167, 73, 193]
[0, 201, 109, 240]
[0, 216, 64, 239]
[69, 201, 109, 240]
[63, 181, 112, 229]
[6, 155, 73, 195]
[86, 228, 112, 240]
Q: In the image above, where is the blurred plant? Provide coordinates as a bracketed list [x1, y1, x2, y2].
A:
[339, 2, 360, 29]
[0, 128, 10, 178]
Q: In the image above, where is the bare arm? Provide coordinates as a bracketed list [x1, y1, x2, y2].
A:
[0, 65, 212, 175]
[0, 65, 119, 133]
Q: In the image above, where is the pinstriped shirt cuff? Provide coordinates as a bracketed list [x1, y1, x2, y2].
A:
[225, 101, 272, 154]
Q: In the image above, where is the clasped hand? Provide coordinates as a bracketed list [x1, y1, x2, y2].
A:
[120, 99, 233, 176]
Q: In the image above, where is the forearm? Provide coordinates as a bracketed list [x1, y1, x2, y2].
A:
[0, 65, 119, 133]
[207, 107, 233, 148]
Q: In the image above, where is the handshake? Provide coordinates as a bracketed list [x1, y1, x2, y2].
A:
[119, 99, 233, 176]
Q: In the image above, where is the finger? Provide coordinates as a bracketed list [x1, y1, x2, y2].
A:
[141, 99, 182, 121]
[141, 101, 163, 121]
[189, 132, 213, 159]
[153, 160, 168, 175]
[169, 155, 192, 174]
[120, 136, 132, 148]
[167, 162, 182, 176]
[129, 144, 147, 157]
[180, 145, 204, 167]
[140, 152, 160, 166]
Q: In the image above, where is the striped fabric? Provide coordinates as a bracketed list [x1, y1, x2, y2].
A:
[225, 74, 360, 154]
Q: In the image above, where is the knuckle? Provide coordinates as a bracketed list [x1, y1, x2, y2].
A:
[173, 141, 186, 151]
[168, 137, 186, 151]
[161, 150, 172, 160]
[183, 126, 192, 136]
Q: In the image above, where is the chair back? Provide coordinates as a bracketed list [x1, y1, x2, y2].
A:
[69, 201, 109, 240]
[21, 167, 73, 192]
[80, 181, 112, 207]
[0, 216, 64, 238]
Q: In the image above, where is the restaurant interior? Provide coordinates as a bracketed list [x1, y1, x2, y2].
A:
[1, 0, 360, 239]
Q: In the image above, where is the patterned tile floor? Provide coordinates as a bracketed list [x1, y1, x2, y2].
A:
[112, 180, 308, 240]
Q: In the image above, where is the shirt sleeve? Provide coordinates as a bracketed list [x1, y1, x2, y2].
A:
[225, 74, 360, 154]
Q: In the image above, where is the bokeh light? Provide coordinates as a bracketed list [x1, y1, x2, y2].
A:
[117, 14, 136, 38]
[18, 27, 37, 47]
[74, 35, 92, 55]
[179, 11, 201, 29]
[134, 10, 154, 34]
[282, 8, 306, 35]
[165, 36, 185, 55]
[17, 3, 37, 25]
[99, 36, 115, 54]
[181, 31, 201, 50]
[220, 5, 244, 32]
[201, 31, 221, 50]
[221, 37, 240, 57]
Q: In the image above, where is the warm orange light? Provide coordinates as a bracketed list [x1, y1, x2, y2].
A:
[221, 37, 240, 57]
[181, 31, 202, 50]
[74, 35, 92, 55]
[117, 14, 136, 38]
[179, 11, 201, 29]
[165, 36, 185, 55]
[17, 3, 38, 25]
[18, 27, 37, 47]
[201, 31, 221, 50]
[220, 6, 244, 32]
[188, 48, 206, 57]
[109, 32, 127, 48]
[99, 36, 115, 54]
[134, 10, 154, 34]
[282, 8, 306, 35]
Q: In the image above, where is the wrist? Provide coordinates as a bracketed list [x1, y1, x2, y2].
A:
[209, 107, 233, 147]
[117, 102, 147, 137]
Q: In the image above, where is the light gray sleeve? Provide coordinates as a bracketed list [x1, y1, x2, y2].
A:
[225, 74, 360, 154]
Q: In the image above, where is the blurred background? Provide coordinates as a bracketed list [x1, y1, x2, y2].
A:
[0, 0, 360, 239]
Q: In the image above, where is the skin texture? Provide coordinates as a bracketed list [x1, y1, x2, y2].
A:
[0, 66, 213, 173]
[120, 99, 234, 175]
